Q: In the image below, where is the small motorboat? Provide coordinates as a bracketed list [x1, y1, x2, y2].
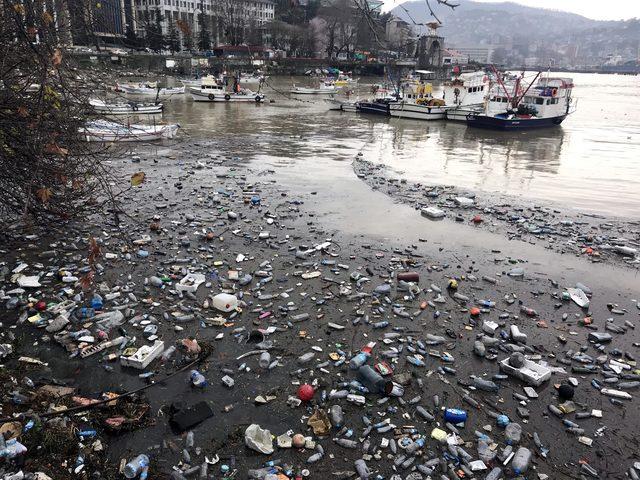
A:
[238, 73, 267, 85]
[190, 75, 265, 103]
[116, 83, 185, 96]
[89, 99, 163, 115]
[325, 98, 358, 112]
[83, 120, 179, 142]
[290, 81, 339, 95]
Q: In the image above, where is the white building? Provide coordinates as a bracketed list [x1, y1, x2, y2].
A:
[133, 0, 275, 48]
[449, 45, 495, 64]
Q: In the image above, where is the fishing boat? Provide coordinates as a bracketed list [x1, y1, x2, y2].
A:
[83, 120, 179, 142]
[389, 82, 448, 121]
[190, 75, 265, 102]
[290, 81, 339, 95]
[116, 83, 185, 96]
[442, 71, 490, 121]
[89, 99, 163, 115]
[358, 96, 398, 116]
[467, 73, 575, 130]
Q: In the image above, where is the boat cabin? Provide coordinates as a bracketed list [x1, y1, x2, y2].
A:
[443, 71, 489, 106]
[197, 75, 225, 92]
[486, 76, 573, 118]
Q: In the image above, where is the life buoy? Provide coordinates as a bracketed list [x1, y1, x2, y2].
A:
[551, 88, 558, 96]
[208, 93, 215, 100]
[254, 95, 261, 102]
[224, 94, 231, 101]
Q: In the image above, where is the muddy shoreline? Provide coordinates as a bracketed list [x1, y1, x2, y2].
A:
[1, 137, 640, 480]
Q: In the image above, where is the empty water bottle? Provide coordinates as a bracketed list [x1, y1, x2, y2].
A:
[511, 447, 532, 474]
[330, 405, 344, 428]
[124, 454, 149, 478]
[259, 351, 271, 369]
[485, 467, 503, 480]
[505, 422, 522, 445]
[190, 370, 207, 388]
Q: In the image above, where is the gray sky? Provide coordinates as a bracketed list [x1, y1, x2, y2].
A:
[382, 0, 639, 21]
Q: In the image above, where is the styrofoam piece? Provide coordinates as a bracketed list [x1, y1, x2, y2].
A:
[16, 275, 41, 288]
[121, 340, 165, 369]
[176, 273, 206, 293]
[421, 206, 445, 219]
[499, 356, 551, 387]
[454, 197, 474, 207]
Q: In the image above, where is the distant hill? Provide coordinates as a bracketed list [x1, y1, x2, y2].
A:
[391, 0, 639, 64]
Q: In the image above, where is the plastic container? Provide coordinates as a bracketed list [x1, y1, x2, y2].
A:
[505, 422, 522, 445]
[357, 365, 392, 394]
[329, 405, 344, 428]
[211, 293, 239, 312]
[511, 447, 532, 474]
[124, 454, 149, 478]
[444, 408, 467, 424]
[259, 351, 271, 369]
[190, 370, 207, 388]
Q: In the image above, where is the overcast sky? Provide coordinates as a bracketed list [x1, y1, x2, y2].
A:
[382, 0, 639, 21]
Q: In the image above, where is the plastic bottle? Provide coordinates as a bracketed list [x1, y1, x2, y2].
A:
[349, 349, 371, 369]
[190, 370, 207, 388]
[211, 293, 238, 312]
[354, 459, 370, 479]
[259, 352, 271, 369]
[357, 365, 391, 394]
[511, 447, 532, 474]
[405, 438, 425, 455]
[473, 376, 499, 392]
[124, 454, 150, 478]
[161, 345, 176, 362]
[485, 467, 503, 480]
[505, 422, 522, 445]
[329, 405, 344, 428]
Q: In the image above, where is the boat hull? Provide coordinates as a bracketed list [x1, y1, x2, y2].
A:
[389, 102, 447, 120]
[92, 105, 163, 115]
[358, 102, 390, 116]
[445, 105, 483, 122]
[84, 124, 179, 142]
[191, 90, 265, 103]
[290, 85, 339, 94]
[466, 114, 567, 130]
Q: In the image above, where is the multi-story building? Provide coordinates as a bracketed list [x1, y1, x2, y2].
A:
[132, 0, 275, 48]
[449, 45, 495, 64]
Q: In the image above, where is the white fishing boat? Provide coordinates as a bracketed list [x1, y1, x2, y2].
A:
[116, 83, 185, 96]
[467, 73, 576, 130]
[89, 99, 163, 115]
[290, 81, 339, 95]
[190, 75, 265, 103]
[389, 82, 449, 121]
[443, 71, 490, 121]
[83, 120, 179, 142]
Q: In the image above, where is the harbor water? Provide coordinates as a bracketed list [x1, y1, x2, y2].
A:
[161, 72, 640, 219]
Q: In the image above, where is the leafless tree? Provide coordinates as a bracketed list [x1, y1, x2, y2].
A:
[1, 0, 119, 226]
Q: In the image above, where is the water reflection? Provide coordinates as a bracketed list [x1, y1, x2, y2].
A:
[157, 72, 640, 218]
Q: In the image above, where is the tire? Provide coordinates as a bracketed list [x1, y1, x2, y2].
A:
[255, 95, 261, 102]
[224, 94, 231, 101]
[208, 93, 215, 101]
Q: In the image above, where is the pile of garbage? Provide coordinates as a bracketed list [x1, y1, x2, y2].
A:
[0, 146, 639, 479]
[354, 157, 640, 267]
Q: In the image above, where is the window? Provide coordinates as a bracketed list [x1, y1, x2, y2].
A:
[535, 98, 544, 105]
